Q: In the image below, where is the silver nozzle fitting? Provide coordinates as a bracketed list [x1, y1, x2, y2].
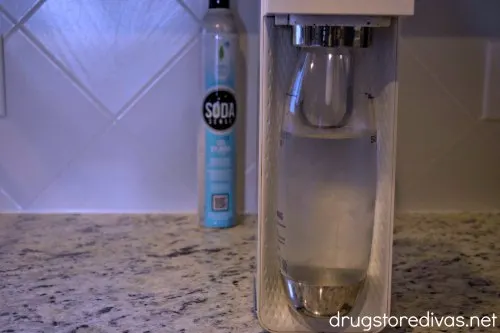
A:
[293, 25, 373, 48]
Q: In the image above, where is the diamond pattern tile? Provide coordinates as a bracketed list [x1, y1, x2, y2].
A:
[401, 0, 500, 38]
[0, 10, 12, 34]
[32, 125, 193, 212]
[119, 30, 260, 213]
[0, 189, 18, 211]
[396, 1, 500, 212]
[25, 0, 200, 114]
[118, 38, 200, 212]
[399, 124, 500, 212]
[182, 0, 207, 20]
[396, 41, 476, 196]
[404, 37, 485, 119]
[0, 0, 37, 21]
[0, 31, 110, 208]
[233, 0, 260, 34]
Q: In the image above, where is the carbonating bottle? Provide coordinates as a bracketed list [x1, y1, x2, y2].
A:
[276, 25, 378, 327]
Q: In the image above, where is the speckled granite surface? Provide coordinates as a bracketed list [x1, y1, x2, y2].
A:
[388, 213, 500, 333]
[0, 213, 499, 333]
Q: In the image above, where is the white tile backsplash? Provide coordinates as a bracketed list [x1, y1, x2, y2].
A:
[396, 40, 476, 188]
[0, 30, 109, 208]
[0, 0, 37, 21]
[396, 0, 500, 212]
[0, 11, 12, 34]
[404, 37, 485, 119]
[399, 123, 500, 212]
[0, 0, 499, 213]
[25, 0, 200, 114]
[31, 124, 197, 213]
[0, 188, 18, 211]
[118, 38, 200, 211]
[183, 0, 206, 21]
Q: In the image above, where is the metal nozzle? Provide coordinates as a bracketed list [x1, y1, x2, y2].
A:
[293, 25, 373, 48]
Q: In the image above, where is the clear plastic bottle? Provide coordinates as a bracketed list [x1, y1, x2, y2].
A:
[198, 0, 239, 228]
[276, 26, 377, 329]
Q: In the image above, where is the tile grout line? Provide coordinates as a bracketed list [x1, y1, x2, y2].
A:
[176, 0, 203, 24]
[2, 0, 46, 39]
[0, 4, 18, 35]
[403, 43, 476, 121]
[116, 33, 201, 120]
[114, 0, 203, 120]
[27, 121, 116, 210]
[0, 2, 115, 211]
[245, 163, 257, 176]
[1, 1, 201, 122]
[0, 4, 115, 120]
[2, 1, 205, 211]
[0, 186, 22, 211]
[397, 43, 484, 193]
[113, 124, 195, 203]
[17, 26, 114, 119]
[398, 43, 492, 192]
[400, 121, 482, 196]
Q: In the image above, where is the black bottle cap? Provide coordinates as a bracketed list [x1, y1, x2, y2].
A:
[209, 0, 229, 9]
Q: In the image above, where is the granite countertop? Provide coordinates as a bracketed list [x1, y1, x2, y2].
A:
[0, 214, 499, 333]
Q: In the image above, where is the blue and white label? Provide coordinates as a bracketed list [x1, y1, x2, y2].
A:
[202, 33, 238, 228]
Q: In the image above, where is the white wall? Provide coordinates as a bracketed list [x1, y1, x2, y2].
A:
[396, 0, 500, 212]
[0, 0, 498, 213]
